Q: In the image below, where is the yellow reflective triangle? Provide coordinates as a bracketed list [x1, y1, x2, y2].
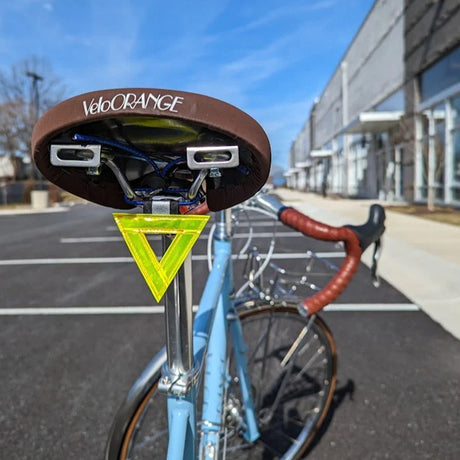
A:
[114, 214, 209, 302]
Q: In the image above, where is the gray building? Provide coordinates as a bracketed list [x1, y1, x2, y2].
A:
[405, 0, 460, 206]
[288, 0, 460, 207]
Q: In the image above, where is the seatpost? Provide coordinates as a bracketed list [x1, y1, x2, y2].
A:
[215, 208, 233, 241]
[143, 200, 194, 379]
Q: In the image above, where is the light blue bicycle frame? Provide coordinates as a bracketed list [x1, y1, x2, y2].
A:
[162, 209, 259, 460]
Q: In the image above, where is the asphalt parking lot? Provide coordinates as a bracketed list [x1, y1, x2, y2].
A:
[0, 203, 459, 459]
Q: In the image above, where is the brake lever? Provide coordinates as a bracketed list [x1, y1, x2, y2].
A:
[371, 238, 382, 287]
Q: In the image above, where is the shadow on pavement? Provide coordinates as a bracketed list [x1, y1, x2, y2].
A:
[304, 379, 356, 457]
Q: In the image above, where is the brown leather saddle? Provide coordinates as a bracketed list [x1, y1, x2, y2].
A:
[32, 88, 271, 211]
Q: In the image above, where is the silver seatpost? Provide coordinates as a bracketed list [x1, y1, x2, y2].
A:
[215, 208, 233, 241]
[143, 200, 194, 384]
[163, 235, 194, 375]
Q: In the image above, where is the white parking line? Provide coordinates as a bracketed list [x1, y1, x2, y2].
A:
[194, 252, 345, 260]
[0, 257, 134, 265]
[0, 303, 419, 315]
[0, 252, 345, 266]
[60, 231, 303, 243]
[324, 303, 419, 312]
[61, 236, 124, 243]
[105, 221, 283, 231]
[0, 207, 69, 216]
[0, 306, 167, 315]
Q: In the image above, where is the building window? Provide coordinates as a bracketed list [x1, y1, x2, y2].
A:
[434, 104, 446, 200]
[452, 95, 460, 184]
[419, 115, 428, 199]
[374, 89, 404, 111]
[417, 93, 460, 205]
[418, 103, 446, 203]
[348, 136, 368, 197]
[420, 46, 460, 102]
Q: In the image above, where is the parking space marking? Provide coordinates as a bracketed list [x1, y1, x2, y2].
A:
[0, 306, 169, 315]
[0, 257, 134, 265]
[60, 236, 124, 243]
[105, 221, 283, 231]
[194, 252, 345, 260]
[324, 303, 419, 311]
[60, 231, 304, 244]
[0, 252, 345, 265]
[0, 303, 419, 315]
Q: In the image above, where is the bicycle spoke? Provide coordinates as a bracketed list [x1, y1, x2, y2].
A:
[247, 329, 269, 366]
[257, 313, 275, 406]
[259, 351, 298, 423]
[246, 314, 279, 366]
[261, 338, 320, 421]
[254, 437, 285, 457]
[133, 429, 169, 450]
[263, 413, 309, 429]
[280, 315, 315, 367]
[294, 346, 326, 383]
[262, 426, 301, 445]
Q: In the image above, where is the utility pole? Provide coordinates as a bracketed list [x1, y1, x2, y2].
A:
[26, 71, 43, 183]
[26, 71, 43, 124]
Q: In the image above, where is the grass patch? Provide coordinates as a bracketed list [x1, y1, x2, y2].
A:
[0, 203, 31, 210]
[386, 205, 460, 227]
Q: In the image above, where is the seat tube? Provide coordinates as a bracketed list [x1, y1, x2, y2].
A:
[166, 387, 197, 460]
[163, 251, 197, 460]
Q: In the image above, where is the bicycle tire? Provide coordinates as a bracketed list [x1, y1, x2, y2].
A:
[115, 303, 337, 459]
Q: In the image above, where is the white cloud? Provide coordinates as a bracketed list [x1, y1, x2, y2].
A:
[183, 27, 307, 108]
[250, 98, 315, 167]
[308, 0, 337, 11]
[234, 0, 337, 33]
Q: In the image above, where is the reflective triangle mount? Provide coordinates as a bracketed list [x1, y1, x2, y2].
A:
[114, 214, 209, 302]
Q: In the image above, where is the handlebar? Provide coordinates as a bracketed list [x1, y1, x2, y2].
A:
[252, 193, 386, 315]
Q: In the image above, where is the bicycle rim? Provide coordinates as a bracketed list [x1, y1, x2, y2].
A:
[221, 303, 337, 459]
[116, 303, 336, 460]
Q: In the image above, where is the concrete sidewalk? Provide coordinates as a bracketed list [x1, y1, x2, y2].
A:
[276, 188, 460, 340]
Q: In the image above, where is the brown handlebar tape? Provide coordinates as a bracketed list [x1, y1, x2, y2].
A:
[279, 208, 363, 315]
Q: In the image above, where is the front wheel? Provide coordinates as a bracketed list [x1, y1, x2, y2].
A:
[222, 302, 337, 459]
[113, 302, 337, 459]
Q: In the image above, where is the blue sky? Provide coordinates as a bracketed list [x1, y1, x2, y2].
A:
[0, 0, 375, 169]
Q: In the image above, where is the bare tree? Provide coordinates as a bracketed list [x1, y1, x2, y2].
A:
[0, 56, 65, 179]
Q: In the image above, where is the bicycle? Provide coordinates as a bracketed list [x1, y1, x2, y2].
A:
[32, 88, 385, 459]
